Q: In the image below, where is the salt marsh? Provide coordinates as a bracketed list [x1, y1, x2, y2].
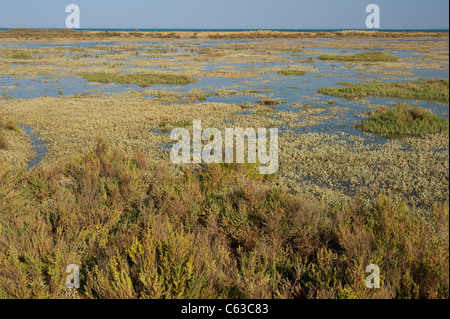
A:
[1, 31, 448, 212]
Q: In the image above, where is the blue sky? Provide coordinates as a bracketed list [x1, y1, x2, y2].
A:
[0, 0, 448, 29]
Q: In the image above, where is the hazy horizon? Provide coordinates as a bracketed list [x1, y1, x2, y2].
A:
[1, 27, 449, 31]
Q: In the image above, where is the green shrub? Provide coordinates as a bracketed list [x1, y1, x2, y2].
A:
[318, 79, 449, 102]
[357, 104, 449, 136]
[318, 51, 399, 62]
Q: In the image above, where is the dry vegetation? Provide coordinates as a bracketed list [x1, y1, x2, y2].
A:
[82, 72, 198, 86]
[0, 141, 448, 299]
[0, 116, 33, 169]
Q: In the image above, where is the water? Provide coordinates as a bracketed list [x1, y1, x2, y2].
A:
[19, 126, 48, 169]
[2, 38, 448, 168]
[1, 28, 448, 33]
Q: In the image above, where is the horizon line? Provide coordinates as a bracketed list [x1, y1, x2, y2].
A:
[1, 27, 449, 31]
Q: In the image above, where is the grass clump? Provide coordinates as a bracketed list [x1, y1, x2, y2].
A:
[277, 69, 307, 76]
[318, 79, 449, 102]
[318, 51, 399, 62]
[82, 72, 198, 86]
[173, 120, 191, 128]
[299, 103, 321, 110]
[357, 104, 449, 136]
[8, 52, 33, 60]
[4, 119, 21, 132]
[257, 99, 282, 106]
[0, 141, 448, 299]
[0, 132, 6, 149]
[0, 117, 21, 149]
[1, 89, 11, 99]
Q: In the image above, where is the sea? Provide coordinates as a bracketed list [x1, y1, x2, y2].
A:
[0, 28, 449, 33]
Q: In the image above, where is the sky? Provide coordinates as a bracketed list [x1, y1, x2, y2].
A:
[0, 0, 448, 29]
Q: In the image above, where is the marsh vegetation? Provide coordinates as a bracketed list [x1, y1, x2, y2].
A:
[319, 79, 449, 102]
[357, 103, 449, 136]
[82, 72, 198, 86]
[318, 51, 399, 62]
[0, 141, 448, 299]
[0, 29, 448, 299]
[277, 69, 307, 76]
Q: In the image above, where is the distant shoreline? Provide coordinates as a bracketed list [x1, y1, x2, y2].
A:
[0, 28, 448, 42]
[0, 28, 449, 33]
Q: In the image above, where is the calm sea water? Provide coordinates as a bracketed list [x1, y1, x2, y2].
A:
[0, 28, 449, 33]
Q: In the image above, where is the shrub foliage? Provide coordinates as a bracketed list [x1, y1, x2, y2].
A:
[0, 141, 448, 299]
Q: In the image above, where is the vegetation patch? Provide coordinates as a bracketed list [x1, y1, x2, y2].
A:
[277, 69, 307, 76]
[0, 131, 6, 149]
[4, 120, 20, 133]
[318, 51, 399, 62]
[299, 103, 322, 110]
[257, 99, 282, 106]
[82, 72, 198, 86]
[8, 52, 33, 60]
[1, 29, 448, 40]
[0, 117, 20, 149]
[318, 79, 449, 102]
[357, 104, 449, 136]
[173, 120, 191, 128]
[0, 141, 448, 299]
